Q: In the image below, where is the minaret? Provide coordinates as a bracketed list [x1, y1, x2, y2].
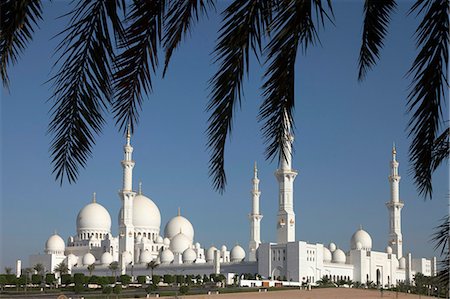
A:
[119, 125, 136, 265]
[275, 114, 297, 244]
[386, 143, 404, 258]
[249, 162, 263, 262]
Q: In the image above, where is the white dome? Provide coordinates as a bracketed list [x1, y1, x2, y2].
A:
[122, 251, 132, 264]
[399, 257, 406, 269]
[156, 236, 164, 244]
[133, 194, 161, 231]
[160, 249, 174, 264]
[323, 247, 332, 263]
[77, 201, 111, 234]
[221, 245, 227, 251]
[356, 241, 363, 250]
[66, 254, 78, 267]
[230, 245, 246, 262]
[329, 243, 336, 252]
[332, 249, 346, 264]
[206, 246, 217, 263]
[164, 215, 194, 241]
[195, 242, 201, 249]
[45, 233, 65, 254]
[140, 250, 152, 264]
[101, 252, 113, 265]
[82, 253, 96, 266]
[163, 237, 171, 246]
[386, 246, 393, 254]
[170, 232, 192, 254]
[350, 228, 372, 250]
[182, 248, 197, 263]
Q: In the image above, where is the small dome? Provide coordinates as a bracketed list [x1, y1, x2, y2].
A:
[329, 243, 336, 252]
[132, 194, 161, 232]
[350, 228, 372, 250]
[332, 249, 346, 264]
[45, 233, 65, 254]
[163, 237, 171, 246]
[160, 249, 174, 264]
[182, 248, 197, 264]
[221, 245, 227, 251]
[140, 250, 152, 264]
[206, 246, 217, 263]
[195, 242, 201, 249]
[101, 252, 113, 265]
[82, 253, 96, 266]
[122, 251, 132, 264]
[164, 214, 194, 241]
[77, 201, 111, 234]
[156, 236, 164, 244]
[323, 247, 332, 263]
[386, 246, 393, 254]
[66, 254, 78, 267]
[399, 257, 406, 269]
[230, 245, 246, 262]
[170, 232, 191, 254]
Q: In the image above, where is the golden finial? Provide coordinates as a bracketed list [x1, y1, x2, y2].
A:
[92, 192, 96, 203]
[138, 181, 142, 195]
[177, 207, 181, 216]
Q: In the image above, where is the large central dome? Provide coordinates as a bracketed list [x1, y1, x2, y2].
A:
[132, 194, 161, 231]
[77, 199, 111, 234]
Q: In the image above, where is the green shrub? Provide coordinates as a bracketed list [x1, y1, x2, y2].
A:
[107, 276, 116, 284]
[102, 285, 113, 294]
[113, 284, 122, 295]
[61, 274, 72, 285]
[119, 274, 131, 285]
[164, 274, 174, 284]
[179, 285, 189, 294]
[45, 273, 56, 285]
[73, 273, 85, 284]
[31, 274, 43, 284]
[152, 275, 161, 285]
[145, 283, 157, 293]
[74, 283, 84, 294]
[137, 275, 146, 284]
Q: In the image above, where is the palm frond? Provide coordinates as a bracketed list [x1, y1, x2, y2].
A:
[49, 0, 123, 184]
[113, 0, 165, 133]
[207, 0, 275, 192]
[407, 0, 448, 198]
[0, 0, 43, 89]
[432, 215, 449, 286]
[259, 0, 332, 165]
[162, 0, 215, 77]
[432, 127, 449, 171]
[358, 0, 397, 81]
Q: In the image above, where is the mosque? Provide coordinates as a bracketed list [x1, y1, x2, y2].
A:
[26, 122, 436, 286]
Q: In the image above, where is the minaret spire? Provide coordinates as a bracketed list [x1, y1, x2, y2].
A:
[249, 162, 263, 262]
[386, 143, 404, 258]
[119, 123, 137, 272]
[275, 112, 297, 244]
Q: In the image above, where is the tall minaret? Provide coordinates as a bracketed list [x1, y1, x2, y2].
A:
[119, 125, 136, 265]
[275, 114, 298, 244]
[249, 162, 263, 262]
[386, 143, 404, 258]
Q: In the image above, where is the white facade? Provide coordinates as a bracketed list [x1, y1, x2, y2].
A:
[25, 133, 435, 286]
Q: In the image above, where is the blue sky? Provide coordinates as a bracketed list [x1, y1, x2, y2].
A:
[1, 1, 448, 270]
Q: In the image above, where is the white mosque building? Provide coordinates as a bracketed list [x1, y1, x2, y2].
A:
[27, 122, 436, 286]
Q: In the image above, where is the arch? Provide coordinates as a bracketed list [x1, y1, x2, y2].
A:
[376, 269, 381, 286]
[271, 266, 283, 279]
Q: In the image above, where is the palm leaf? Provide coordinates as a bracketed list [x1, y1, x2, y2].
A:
[0, 0, 43, 89]
[358, 0, 397, 81]
[48, 0, 123, 184]
[162, 0, 215, 76]
[431, 127, 449, 171]
[207, 0, 275, 192]
[432, 215, 449, 286]
[259, 0, 332, 166]
[113, 0, 165, 133]
[407, 0, 448, 198]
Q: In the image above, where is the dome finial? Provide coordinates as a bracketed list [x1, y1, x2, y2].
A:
[177, 207, 181, 216]
[92, 192, 96, 203]
[359, 224, 363, 230]
[54, 229, 57, 235]
[254, 161, 258, 178]
[138, 181, 142, 195]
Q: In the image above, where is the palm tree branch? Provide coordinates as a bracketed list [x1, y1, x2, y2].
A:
[113, 0, 165, 134]
[48, 0, 122, 184]
[207, 0, 275, 192]
[162, 0, 215, 76]
[407, 0, 448, 198]
[0, 0, 43, 89]
[259, 0, 331, 165]
[358, 0, 397, 81]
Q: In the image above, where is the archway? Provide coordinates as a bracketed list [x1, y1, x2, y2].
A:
[376, 269, 381, 286]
